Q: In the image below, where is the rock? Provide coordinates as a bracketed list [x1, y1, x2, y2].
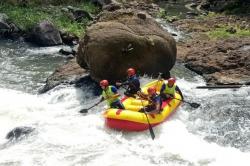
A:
[90, 0, 113, 7]
[67, 6, 94, 21]
[0, 13, 22, 39]
[60, 31, 79, 45]
[6, 126, 35, 141]
[200, 0, 210, 10]
[102, 2, 122, 11]
[0, 21, 10, 31]
[199, 0, 249, 12]
[226, 27, 237, 34]
[190, 2, 198, 8]
[77, 9, 176, 82]
[59, 47, 76, 56]
[186, 11, 199, 17]
[26, 20, 62, 46]
[171, 33, 178, 36]
[137, 12, 147, 20]
[177, 37, 250, 85]
[0, 13, 10, 35]
[39, 58, 88, 93]
[0, 13, 9, 22]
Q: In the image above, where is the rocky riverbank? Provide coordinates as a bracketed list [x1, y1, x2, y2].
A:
[40, 1, 250, 93]
[2, 0, 249, 93]
[174, 14, 250, 85]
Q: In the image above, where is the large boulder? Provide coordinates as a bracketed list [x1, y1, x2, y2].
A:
[27, 20, 62, 46]
[77, 9, 176, 82]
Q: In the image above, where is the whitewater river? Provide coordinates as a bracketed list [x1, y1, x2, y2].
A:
[0, 39, 250, 166]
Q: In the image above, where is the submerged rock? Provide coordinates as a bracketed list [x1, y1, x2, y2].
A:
[6, 126, 35, 141]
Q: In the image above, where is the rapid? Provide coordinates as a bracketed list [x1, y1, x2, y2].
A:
[0, 39, 250, 166]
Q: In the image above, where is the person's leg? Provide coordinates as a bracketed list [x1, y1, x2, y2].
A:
[124, 91, 136, 98]
[139, 105, 155, 113]
[160, 93, 168, 101]
[117, 101, 125, 109]
[111, 101, 125, 109]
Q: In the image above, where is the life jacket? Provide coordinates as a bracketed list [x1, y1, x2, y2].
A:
[102, 86, 119, 106]
[163, 82, 176, 96]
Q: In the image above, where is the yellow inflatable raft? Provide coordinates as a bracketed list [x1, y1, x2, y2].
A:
[103, 79, 182, 131]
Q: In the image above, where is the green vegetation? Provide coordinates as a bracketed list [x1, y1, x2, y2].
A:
[197, 12, 250, 39]
[223, 1, 250, 15]
[0, 1, 100, 37]
[157, 8, 180, 22]
[197, 11, 220, 20]
[0, 0, 95, 6]
[207, 26, 250, 39]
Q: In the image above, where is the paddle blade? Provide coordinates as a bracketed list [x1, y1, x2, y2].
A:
[190, 103, 200, 108]
[79, 109, 88, 113]
[144, 113, 155, 140]
[148, 124, 155, 140]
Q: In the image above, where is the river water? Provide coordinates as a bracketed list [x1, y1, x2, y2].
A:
[0, 39, 250, 166]
[0, 2, 250, 165]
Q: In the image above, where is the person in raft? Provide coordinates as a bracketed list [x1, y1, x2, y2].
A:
[116, 68, 141, 98]
[99, 80, 125, 109]
[140, 86, 162, 114]
[160, 77, 183, 100]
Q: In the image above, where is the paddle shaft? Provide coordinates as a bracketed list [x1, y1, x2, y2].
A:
[85, 88, 109, 111]
[86, 100, 103, 110]
[144, 112, 155, 140]
[196, 85, 243, 89]
[171, 96, 200, 108]
[140, 99, 155, 140]
[79, 100, 104, 113]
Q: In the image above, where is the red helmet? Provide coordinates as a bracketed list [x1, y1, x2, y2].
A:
[147, 86, 156, 95]
[100, 80, 109, 87]
[127, 68, 136, 77]
[168, 78, 176, 85]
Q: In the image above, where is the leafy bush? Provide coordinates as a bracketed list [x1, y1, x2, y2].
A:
[0, 1, 100, 37]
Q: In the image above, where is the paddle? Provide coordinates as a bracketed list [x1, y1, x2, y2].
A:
[140, 99, 155, 140]
[171, 96, 200, 108]
[144, 111, 156, 140]
[157, 74, 200, 108]
[79, 100, 103, 113]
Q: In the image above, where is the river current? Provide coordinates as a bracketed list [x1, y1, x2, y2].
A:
[0, 38, 250, 166]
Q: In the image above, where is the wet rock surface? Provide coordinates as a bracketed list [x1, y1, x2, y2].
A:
[39, 58, 88, 93]
[6, 126, 35, 141]
[175, 15, 250, 85]
[26, 20, 63, 47]
[77, 9, 176, 82]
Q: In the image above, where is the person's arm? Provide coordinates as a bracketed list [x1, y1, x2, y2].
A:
[110, 86, 121, 98]
[116, 80, 129, 87]
[175, 85, 184, 99]
[137, 91, 148, 99]
[123, 80, 129, 85]
[156, 96, 162, 112]
[160, 84, 166, 94]
[100, 96, 105, 101]
[155, 102, 161, 112]
[146, 100, 161, 114]
[139, 93, 149, 100]
[131, 78, 140, 91]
